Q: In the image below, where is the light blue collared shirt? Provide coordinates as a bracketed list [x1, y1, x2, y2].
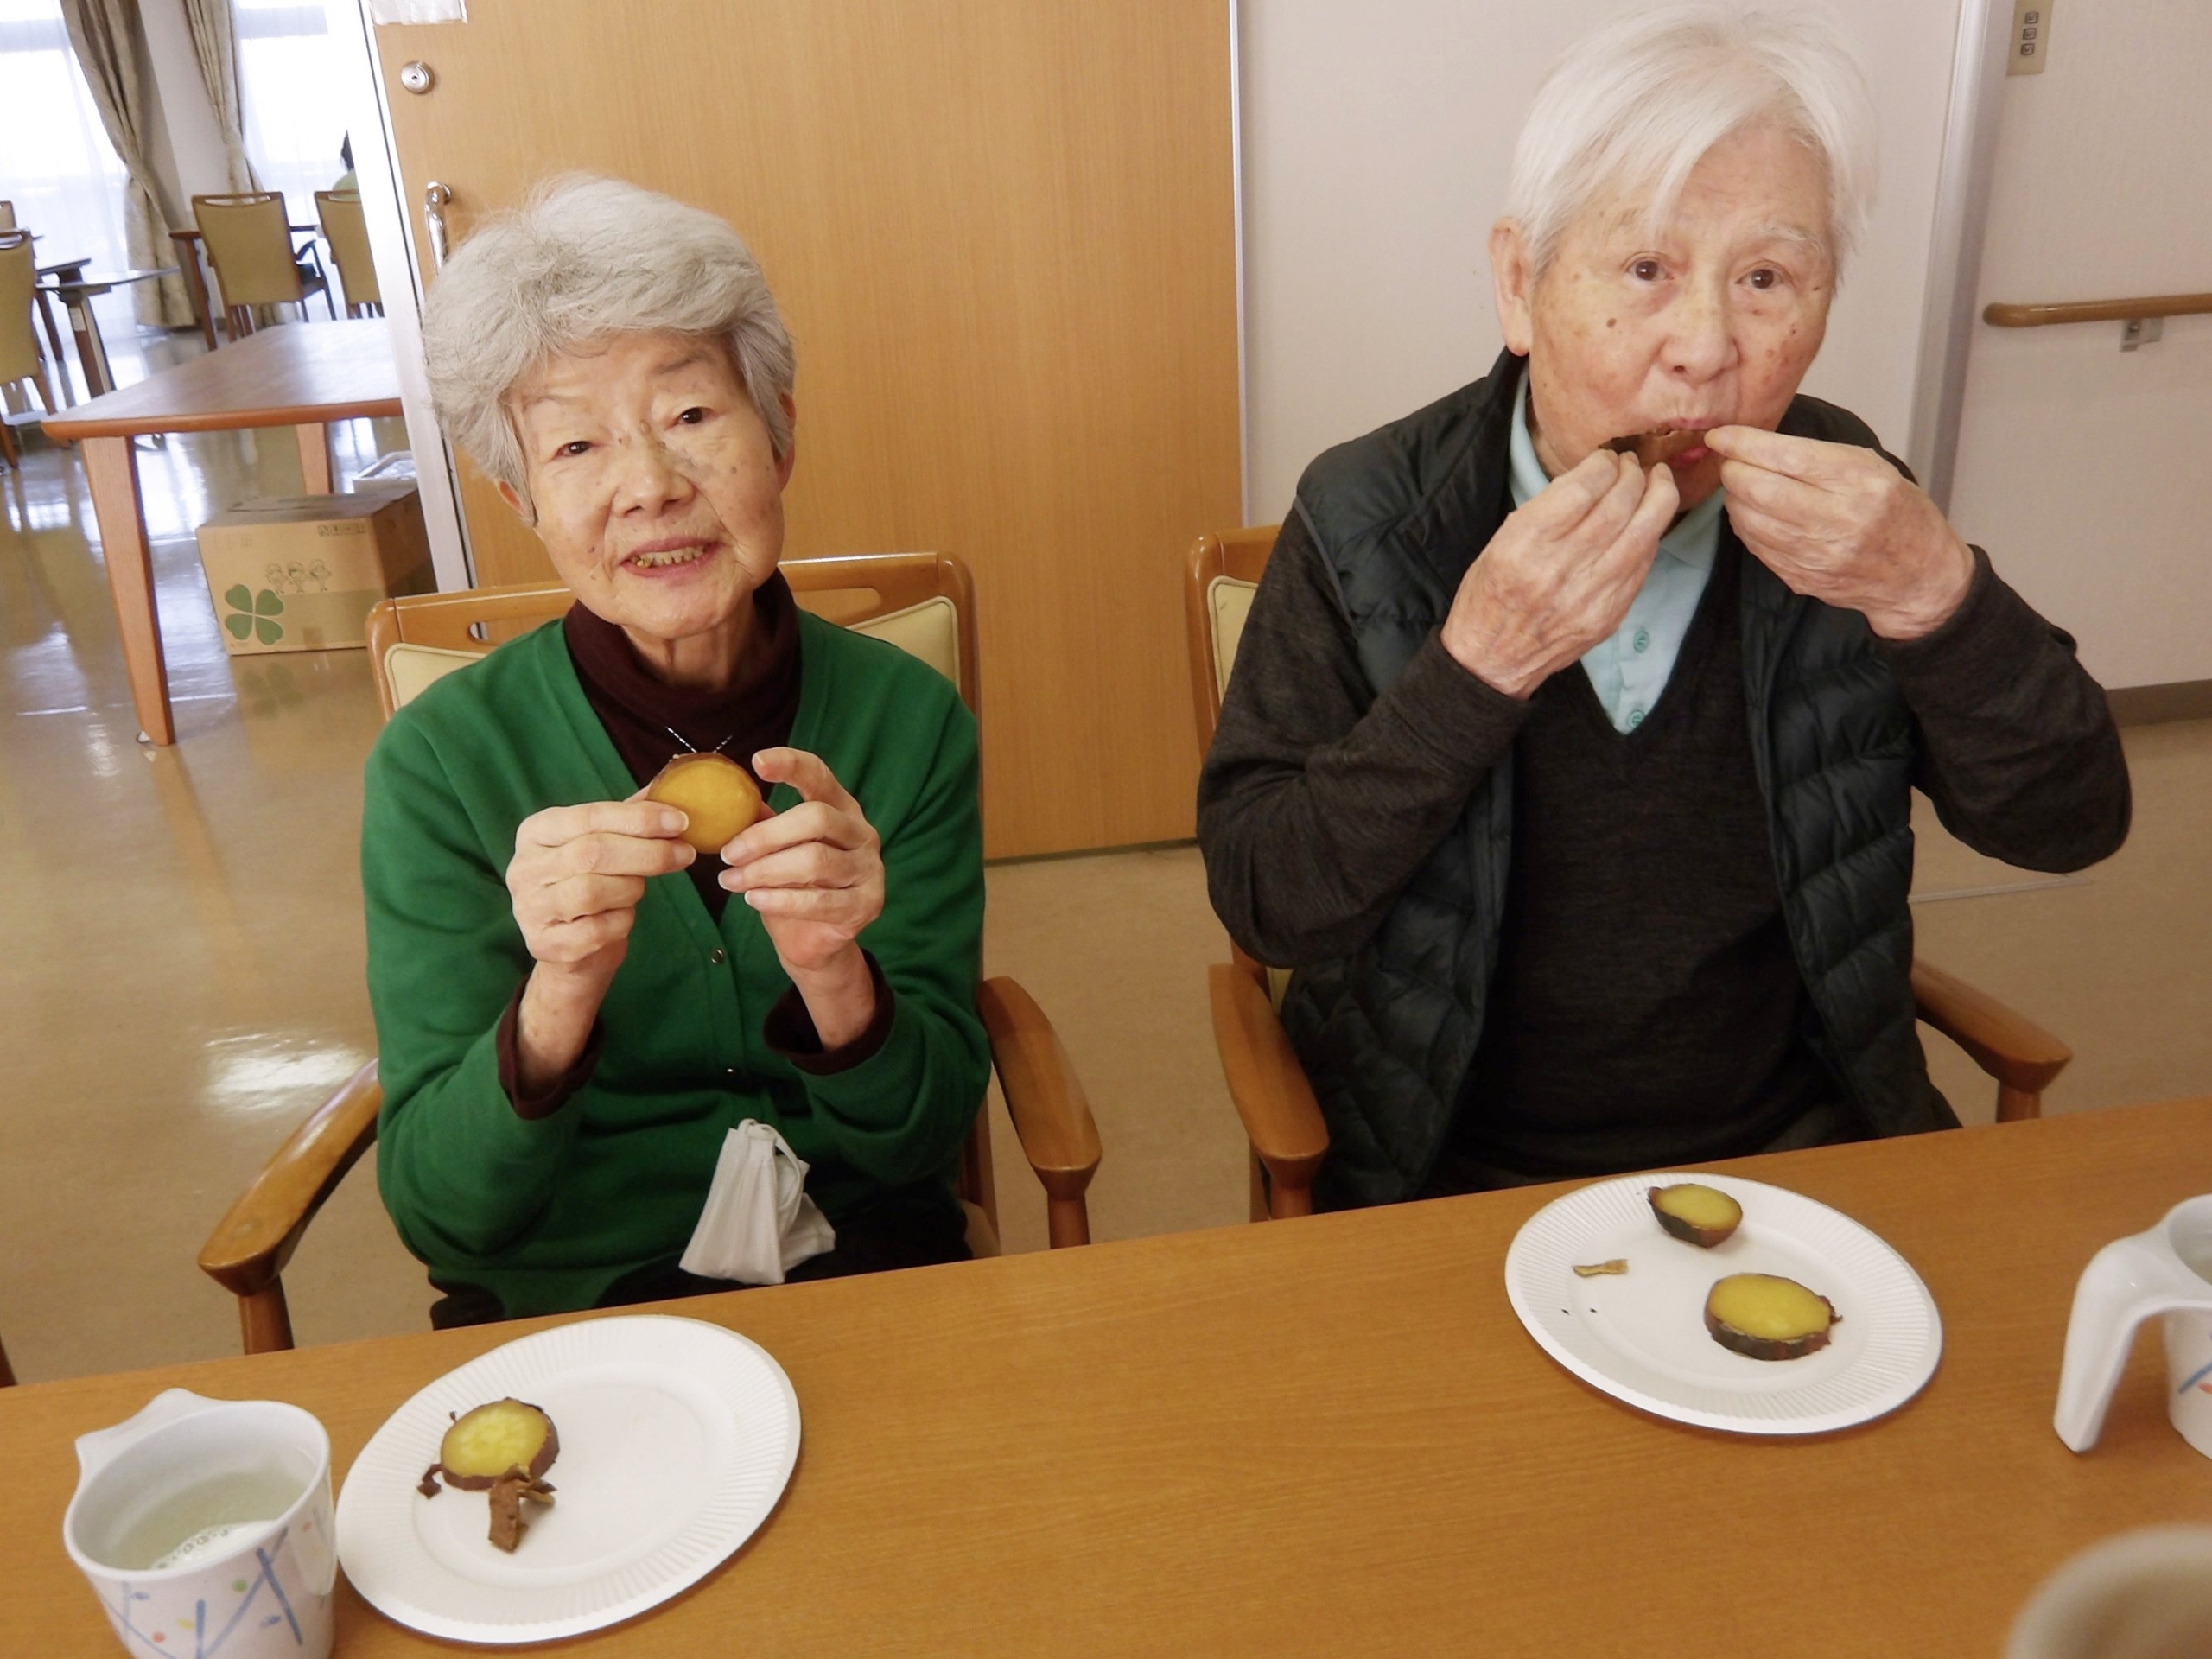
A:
[1506, 372, 1725, 733]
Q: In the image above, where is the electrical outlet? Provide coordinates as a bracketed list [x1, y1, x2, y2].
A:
[2010, 1, 2053, 75]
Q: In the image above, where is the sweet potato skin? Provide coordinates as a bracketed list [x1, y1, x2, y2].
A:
[1606, 430, 1701, 467]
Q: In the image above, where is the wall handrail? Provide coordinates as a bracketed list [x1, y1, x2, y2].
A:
[1984, 292, 2212, 327]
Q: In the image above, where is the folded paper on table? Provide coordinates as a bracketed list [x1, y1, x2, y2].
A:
[680, 1120, 836, 1286]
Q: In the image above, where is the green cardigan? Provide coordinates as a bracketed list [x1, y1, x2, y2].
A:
[361, 611, 988, 1317]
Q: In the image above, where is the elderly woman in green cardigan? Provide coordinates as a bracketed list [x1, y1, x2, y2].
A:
[367, 175, 988, 1324]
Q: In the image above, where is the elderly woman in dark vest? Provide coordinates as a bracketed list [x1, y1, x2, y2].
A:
[1198, 7, 2129, 1209]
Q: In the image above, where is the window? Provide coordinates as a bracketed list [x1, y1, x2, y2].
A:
[0, 0, 136, 354]
[236, 0, 351, 224]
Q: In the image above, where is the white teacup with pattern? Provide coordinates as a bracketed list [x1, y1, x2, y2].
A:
[62, 1389, 336, 1659]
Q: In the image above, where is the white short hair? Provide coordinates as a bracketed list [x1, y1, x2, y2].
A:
[421, 175, 796, 511]
[1504, 5, 1877, 284]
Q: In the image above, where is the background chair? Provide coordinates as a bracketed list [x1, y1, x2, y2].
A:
[314, 189, 381, 317]
[193, 193, 334, 338]
[1185, 526, 2075, 1221]
[0, 231, 60, 469]
[200, 553, 1102, 1354]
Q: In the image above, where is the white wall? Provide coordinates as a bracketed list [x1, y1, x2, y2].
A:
[138, 0, 235, 211]
[1946, 2, 2212, 690]
[1238, 0, 1964, 521]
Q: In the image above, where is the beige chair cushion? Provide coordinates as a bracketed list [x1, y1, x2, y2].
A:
[383, 643, 483, 709]
[1207, 575, 1257, 700]
[848, 595, 959, 688]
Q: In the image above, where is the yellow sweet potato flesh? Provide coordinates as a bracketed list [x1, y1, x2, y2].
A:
[438, 1399, 559, 1490]
[1705, 1273, 1837, 1361]
[646, 753, 764, 855]
[1649, 1183, 1744, 1248]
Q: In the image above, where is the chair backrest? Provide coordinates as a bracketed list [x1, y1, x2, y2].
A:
[194, 193, 303, 308]
[1183, 526, 1282, 756]
[314, 189, 379, 311]
[1183, 526, 1291, 1001]
[366, 551, 979, 719]
[0, 232, 39, 383]
[365, 551, 997, 1225]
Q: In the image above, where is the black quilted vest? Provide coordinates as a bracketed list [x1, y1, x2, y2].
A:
[1282, 351, 1956, 1211]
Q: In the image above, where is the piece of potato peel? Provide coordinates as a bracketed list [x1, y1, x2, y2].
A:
[1572, 1260, 1629, 1277]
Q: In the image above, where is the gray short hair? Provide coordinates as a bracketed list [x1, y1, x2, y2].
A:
[1505, 5, 1877, 284]
[421, 175, 796, 512]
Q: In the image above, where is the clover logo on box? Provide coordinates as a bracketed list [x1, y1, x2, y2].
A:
[222, 584, 286, 646]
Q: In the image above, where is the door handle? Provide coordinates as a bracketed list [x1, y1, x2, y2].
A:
[423, 182, 453, 269]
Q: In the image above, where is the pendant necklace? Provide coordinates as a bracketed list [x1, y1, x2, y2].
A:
[664, 725, 738, 761]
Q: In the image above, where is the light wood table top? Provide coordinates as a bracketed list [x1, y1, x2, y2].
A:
[41, 319, 401, 441]
[8, 1099, 2209, 1656]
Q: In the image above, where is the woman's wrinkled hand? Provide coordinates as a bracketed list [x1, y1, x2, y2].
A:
[1441, 448, 1679, 697]
[506, 794, 696, 984]
[1706, 426, 1974, 639]
[721, 747, 884, 971]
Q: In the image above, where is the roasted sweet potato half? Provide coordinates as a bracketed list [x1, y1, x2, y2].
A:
[646, 753, 765, 855]
[435, 1398, 560, 1491]
[1705, 1273, 1839, 1362]
[1649, 1183, 1744, 1248]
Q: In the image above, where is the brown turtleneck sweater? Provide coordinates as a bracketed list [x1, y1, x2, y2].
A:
[495, 573, 893, 1116]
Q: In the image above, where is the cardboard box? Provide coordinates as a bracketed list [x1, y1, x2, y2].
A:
[195, 484, 435, 654]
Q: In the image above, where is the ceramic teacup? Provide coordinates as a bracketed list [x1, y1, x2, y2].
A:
[61, 1389, 336, 1659]
[2055, 1194, 2212, 1456]
[2006, 1526, 2212, 1659]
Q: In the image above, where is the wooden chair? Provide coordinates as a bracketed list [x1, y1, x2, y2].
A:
[200, 552, 1102, 1354]
[193, 193, 334, 337]
[1185, 527, 2075, 1222]
[0, 231, 60, 469]
[314, 189, 381, 317]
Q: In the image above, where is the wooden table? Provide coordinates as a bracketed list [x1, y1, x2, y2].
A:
[35, 267, 181, 399]
[6, 1100, 2209, 1657]
[31, 256, 86, 406]
[40, 321, 404, 745]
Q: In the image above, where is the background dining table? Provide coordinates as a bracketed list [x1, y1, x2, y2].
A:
[5, 1096, 2207, 1657]
[34, 266, 181, 399]
[39, 319, 404, 746]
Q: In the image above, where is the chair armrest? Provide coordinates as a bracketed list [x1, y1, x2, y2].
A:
[197, 1060, 382, 1300]
[977, 977, 1102, 1247]
[1910, 958, 2072, 1098]
[1208, 963, 1329, 1217]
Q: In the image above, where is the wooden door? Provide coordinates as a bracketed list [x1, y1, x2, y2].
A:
[371, 1, 1241, 857]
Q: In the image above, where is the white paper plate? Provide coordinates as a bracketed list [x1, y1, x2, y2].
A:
[1503, 1172, 1942, 1434]
[336, 1315, 799, 1644]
